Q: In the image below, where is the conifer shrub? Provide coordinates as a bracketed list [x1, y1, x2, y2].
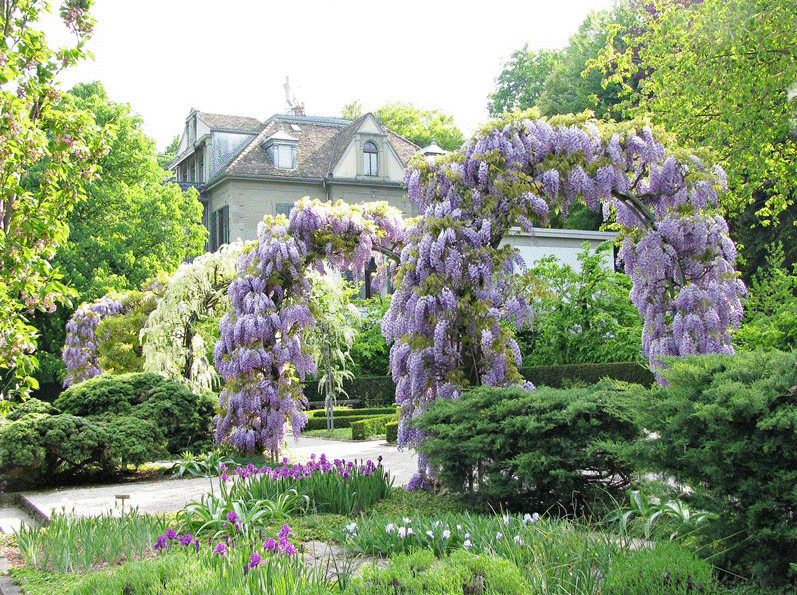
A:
[415, 380, 642, 513]
[55, 372, 215, 453]
[643, 350, 797, 588]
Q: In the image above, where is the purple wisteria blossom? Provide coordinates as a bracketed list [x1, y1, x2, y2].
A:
[62, 294, 126, 387]
[213, 200, 406, 457]
[387, 114, 745, 484]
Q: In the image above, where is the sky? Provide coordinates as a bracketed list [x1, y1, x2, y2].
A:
[47, 0, 616, 151]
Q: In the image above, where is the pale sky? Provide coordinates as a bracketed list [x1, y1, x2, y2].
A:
[47, 0, 616, 151]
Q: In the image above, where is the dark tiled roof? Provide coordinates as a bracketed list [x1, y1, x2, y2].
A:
[219, 113, 419, 182]
[197, 112, 263, 133]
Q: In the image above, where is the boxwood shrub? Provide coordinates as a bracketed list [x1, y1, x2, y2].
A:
[386, 421, 398, 444]
[351, 413, 398, 440]
[415, 380, 642, 513]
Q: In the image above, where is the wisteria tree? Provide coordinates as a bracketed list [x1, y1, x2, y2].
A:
[385, 111, 745, 486]
[212, 199, 405, 459]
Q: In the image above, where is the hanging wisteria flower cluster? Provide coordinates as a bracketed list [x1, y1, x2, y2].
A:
[213, 199, 405, 457]
[387, 111, 745, 485]
[62, 294, 126, 387]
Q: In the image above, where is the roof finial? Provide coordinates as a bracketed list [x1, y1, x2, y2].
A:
[283, 76, 305, 116]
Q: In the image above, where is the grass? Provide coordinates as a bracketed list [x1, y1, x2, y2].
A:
[302, 428, 356, 440]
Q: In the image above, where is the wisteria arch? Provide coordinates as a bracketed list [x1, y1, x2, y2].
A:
[213, 199, 406, 458]
[382, 111, 745, 486]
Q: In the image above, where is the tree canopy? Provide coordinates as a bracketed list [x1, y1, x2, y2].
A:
[0, 0, 105, 400]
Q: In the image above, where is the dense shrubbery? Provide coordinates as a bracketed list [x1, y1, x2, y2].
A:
[415, 381, 642, 512]
[55, 372, 215, 454]
[351, 414, 397, 440]
[641, 350, 797, 587]
[0, 373, 215, 485]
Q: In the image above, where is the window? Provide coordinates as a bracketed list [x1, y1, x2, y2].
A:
[272, 144, 296, 170]
[208, 205, 229, 252]
[275, 203, 293, 218]
[363, 141, 378, 176]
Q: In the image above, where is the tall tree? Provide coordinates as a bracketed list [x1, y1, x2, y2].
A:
[487, 45, 561, 117]
[376, 102, 464, 151]
[0, 0, 105, 400]
[32, 82, 206, 389]
[590, 0, 797, 232]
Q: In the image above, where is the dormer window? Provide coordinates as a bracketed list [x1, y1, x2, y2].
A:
[363, 141, 378, 176]
[262, 127, 298, 170]
[273, 144, 296, 169]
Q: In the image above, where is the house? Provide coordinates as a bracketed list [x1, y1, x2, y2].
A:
[169, 110, 420, 252]
[169, 109, 616, 273]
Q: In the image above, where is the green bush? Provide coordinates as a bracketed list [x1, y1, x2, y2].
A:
[347, 549, 530, 594]
[643, 351, 797, 588]
[97, 415, 168, 468]
[0, 413, 114, 482]
[603, 542, 722, 594]
[519, 361, 655, 388]
[385, 421, 398, 444]
[303, 415, 374, 432]
[55, 372, 215, 453]
[415, 380, 642, 512]
[351, 414, 397, 440]
[304, 375, 396, 407]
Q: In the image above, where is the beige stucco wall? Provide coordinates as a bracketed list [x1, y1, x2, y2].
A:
[328, 184, 416, 217]
[207, 179, 325, 242]
[502, 228, 618, 271]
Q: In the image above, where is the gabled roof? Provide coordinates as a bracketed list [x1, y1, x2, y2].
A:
[215, 113, 419, 184]
[196, 112, 264, 133]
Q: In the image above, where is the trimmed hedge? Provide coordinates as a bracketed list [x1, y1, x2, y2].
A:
[351, 414, 398, 440]
[306, 407, 396, 419]
[643, 351, 797, 588]
[304, 375, 396, 407]
[386, 421, 398, 444]
[415, 380, 642, 513]
[519, 361, 654, 388]
[303, 415, 375, 431]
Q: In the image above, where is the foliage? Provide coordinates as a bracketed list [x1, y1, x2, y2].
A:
[53, 82, 206, 301]
[15, 509, 166, 573]
[516, 242, 643, 366]
[350, 549, 531, 594]
[602, 541, 723, 595]
[94, 290, 158, 375]
[305, 269, 360, 407]
[221, 455, 393, 515]
[536, 6, 634, 120]
[589, 0, 797, 227]
[347, 297, 391, 377]
[141, 241, 248, 394]
[55, 372, 215, 454]
[519, 361, 654, 388]
[375, 102, 464, 151]
[341, 511, 619, 593]
[734, 242, 797, 352]
[415, 381, 641, 512]
[351, 413, 397, 440]
[305, 374, 397, 408]
[385, 421, 398, 444]
[213, 200, 405, 457]
[487, 45, 561, 117]
[642, 350, 797, 587]
[0, 411, 115, 483]
[603, 490, 717, 541]
[171, 450, 236, 479]
[0, 0, 105, 400]
[390, 111, 744, 482]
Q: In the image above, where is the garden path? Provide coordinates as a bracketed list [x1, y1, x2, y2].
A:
[5, 437, 416, 527]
